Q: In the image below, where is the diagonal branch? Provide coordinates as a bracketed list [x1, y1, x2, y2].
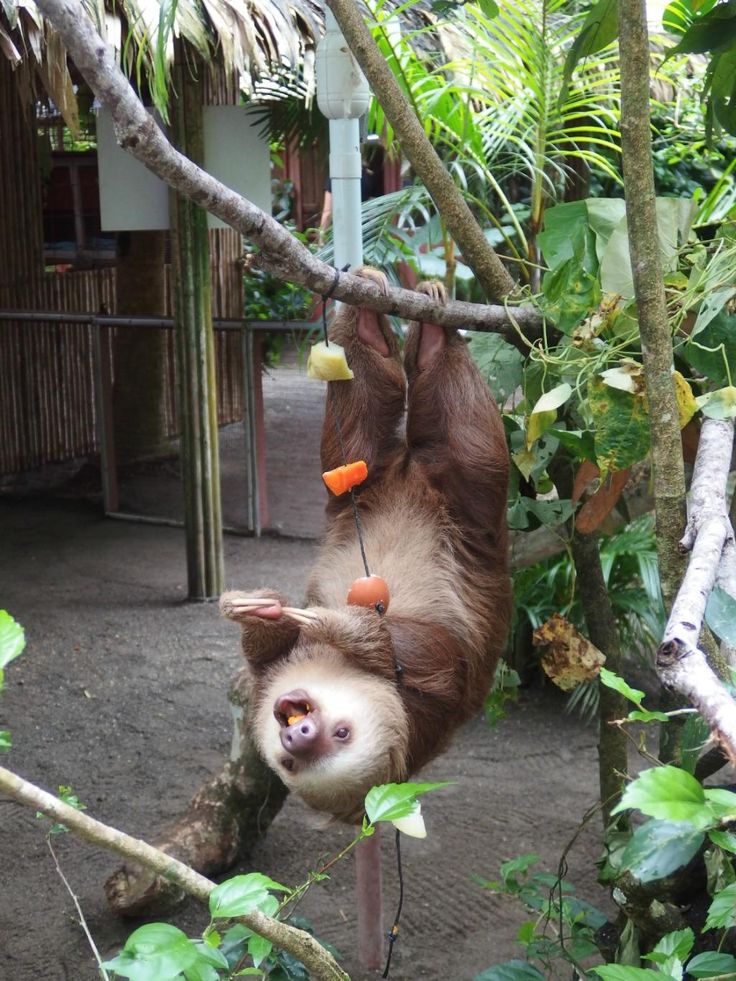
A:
[33, 0, 540, 338]
[0, 765, 349, 981]
[325, 0, 517, 301]
[657, 419, 736, 760]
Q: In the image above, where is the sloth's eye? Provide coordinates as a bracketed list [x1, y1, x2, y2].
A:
[334, 727, 350, 740]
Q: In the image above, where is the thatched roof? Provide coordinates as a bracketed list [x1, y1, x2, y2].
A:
[1, 0, 325, 127]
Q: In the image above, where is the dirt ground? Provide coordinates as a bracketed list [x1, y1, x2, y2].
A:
[1, 347, 616, 980]
[0, 497, 616, 981]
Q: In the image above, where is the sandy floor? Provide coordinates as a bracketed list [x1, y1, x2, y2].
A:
[0, 497, 614, 981]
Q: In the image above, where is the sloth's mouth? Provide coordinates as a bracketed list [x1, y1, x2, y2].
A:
[274, 689, 315, 728]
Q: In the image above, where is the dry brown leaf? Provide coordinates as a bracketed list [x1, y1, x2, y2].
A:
[533, 613, 605, 691]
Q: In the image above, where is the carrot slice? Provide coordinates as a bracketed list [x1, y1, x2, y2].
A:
[322, 461, 368, 496]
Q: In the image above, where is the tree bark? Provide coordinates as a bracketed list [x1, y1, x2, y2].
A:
[0, 762, 347, 980]
[618, 0, 688, 763]
[325, 0, 517, 302]
[105, 669, 287, 916]
[571, 532, 629, 826]
[32, 0, 540, 337]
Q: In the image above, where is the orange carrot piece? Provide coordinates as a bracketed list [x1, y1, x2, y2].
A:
[322, 461, 368, 496]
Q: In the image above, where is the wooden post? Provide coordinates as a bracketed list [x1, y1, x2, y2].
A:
[355, 825, 384, 970]
[170, 47, 224, 600]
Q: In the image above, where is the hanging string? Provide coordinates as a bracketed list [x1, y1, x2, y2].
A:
[322, 267, 371, 580]
[382, 829, 404, 978]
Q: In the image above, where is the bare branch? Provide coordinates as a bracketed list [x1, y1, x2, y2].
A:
[325, 0, 517, 301]
[657, 419, 736, 760]
[32, 0, 540, 338]
[0, 766, 349, 981]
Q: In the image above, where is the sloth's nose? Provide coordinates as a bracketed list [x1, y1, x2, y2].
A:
[280, 715, 320, 755]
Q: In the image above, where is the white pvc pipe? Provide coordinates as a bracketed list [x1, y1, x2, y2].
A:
[329, 116, 364, 271]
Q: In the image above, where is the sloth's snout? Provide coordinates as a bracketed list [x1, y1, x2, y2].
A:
[280, 714, 320, 755]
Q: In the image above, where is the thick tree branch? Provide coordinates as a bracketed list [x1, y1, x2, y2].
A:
[33, 0, 539, 337]
[657, 419, 736, 761]
[325, 0, 517, 301]
[0, 766, 349, 981]
[618, 0, 688, 618]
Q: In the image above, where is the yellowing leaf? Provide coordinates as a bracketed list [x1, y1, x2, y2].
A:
[696, 386, 736, 420]
[531, 383, 573, 415]
[588, 378, 650, 477]
[533, 613, 605, 691]
[673, 370, 697, 429]
[525, 409, 557, 450]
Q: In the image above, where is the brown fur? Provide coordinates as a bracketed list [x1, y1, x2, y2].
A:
[221, 270, 511, 823]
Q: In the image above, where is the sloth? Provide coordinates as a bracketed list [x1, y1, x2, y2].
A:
[220, 269, 511, 823]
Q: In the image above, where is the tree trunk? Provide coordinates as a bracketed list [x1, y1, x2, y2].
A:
[112, 230, 168, 463]
[618, 0, 689, 763]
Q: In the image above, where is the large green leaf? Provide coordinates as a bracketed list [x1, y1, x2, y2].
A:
[704, 881, 736, 931]
[0, 611, 25, 669]
[468, 333, 524, 406]
[669, 0, 736, 55]
[620, 820, 704, 882]
[688, 950, 736, 977]
[560, 0, 619, 101]
[591, 967, 673, 980]
[538, 201, 598, 274]
[364, 781, 451, 824]
[683, 309, 736, 385]
[209, 873, 287, 919]
[102, 923, 199, 981]
[588, 379, 651, 475]
[612, 765, 709, 825]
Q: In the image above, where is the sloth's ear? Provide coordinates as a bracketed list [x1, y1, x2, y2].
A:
[220, 590, 300, 666]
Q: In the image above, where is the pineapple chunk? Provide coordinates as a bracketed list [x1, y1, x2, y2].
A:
[307, 341, 354, 381]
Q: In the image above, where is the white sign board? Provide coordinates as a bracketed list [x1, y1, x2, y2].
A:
[97, 106, 271, 232]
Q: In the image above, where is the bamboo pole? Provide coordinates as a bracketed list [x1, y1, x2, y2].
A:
[170, 46, 224, 600]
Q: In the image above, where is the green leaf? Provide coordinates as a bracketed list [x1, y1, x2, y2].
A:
[541, 257, 601, 334]
[560, 0, 619, 103]
[588, 379, 651, 476]
[669, 1, 736, 55]
[546, 428, 596, 462]
[645, 927, 694, 964]
[687, 950, 736, 977]
[612, 766, 709, 825]
[620, 820, 704, 882]
[703, 787, 736, 820]
[704, 881, 736, 931]
[538, 202, 598, 274]
[0, 731, 11, 751]
[627, 708, 670, 723]
[599, 668, 646, 707]
[102, 923, 199, 981]
[683, 310, 736, 386]
[681, 713, 711, 775]
[708, 829, 736, 853]
[248, 933, 273, 969]
[468, 333, 524, 406]
[705, 586, 736, 644]
[591, 967, 672, 980]
[364, 781, 451, 824]
[474, 960, 546, 980]
[692, 287, 736, 336]
[209, 873, 287, 919]
[0, 611, 25, 669]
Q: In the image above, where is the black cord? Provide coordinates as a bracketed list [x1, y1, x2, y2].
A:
[382, 829, 404, 978]
[322, 266, 371, 581]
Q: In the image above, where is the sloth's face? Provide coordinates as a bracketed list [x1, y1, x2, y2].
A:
[253, 646, 409, 822]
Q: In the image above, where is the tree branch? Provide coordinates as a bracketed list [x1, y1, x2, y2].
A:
[0, 766, 348, 981]
[657, 419, 736, 761]
[33, 0, 539, 337]
[325, 0, 517, 301]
